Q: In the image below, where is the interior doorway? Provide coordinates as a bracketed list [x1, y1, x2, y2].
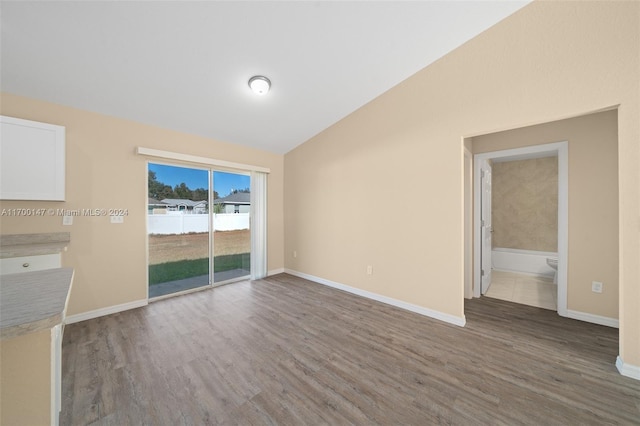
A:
[470, 142, 568, 316]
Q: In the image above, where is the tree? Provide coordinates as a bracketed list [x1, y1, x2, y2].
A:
[148, 171, 217, 201]
[148, 171, 174, 200]
[213, 203, 224, 214]
[230, 187, 250, 195]
[158, 185, 174, 200]
[192, 188, 208, 201]
[174, 183, 193, 199]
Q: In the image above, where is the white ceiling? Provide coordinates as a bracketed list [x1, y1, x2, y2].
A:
[1, 1, 530, 154]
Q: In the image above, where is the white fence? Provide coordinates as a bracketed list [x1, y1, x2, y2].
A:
[148, 213, 249, 234]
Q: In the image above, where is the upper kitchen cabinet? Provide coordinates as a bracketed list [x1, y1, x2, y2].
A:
[0, 116, 66, 201]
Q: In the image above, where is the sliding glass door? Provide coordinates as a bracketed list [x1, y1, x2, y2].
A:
[147, 164, 252, 299]
[212, 171, 251, 283]
[147, 163, 211, 298]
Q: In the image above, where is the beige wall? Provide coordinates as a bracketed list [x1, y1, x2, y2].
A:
[0, 93, 285, 316]
[491, 157, 558, 252]
[473, 110, 618, 319]
[284, 1, 639, 366]
[0, 330, 52, 425]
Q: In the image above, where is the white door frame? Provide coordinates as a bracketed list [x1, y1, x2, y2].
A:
[463, 148, 474, 299]
[472, 141, 568, 317]
[479, 159, 493, 295]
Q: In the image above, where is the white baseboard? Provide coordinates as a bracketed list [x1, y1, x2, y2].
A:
[616, 356, 640, 380]
[267, 267, 285, 276]
[65, 299, 148, 324]
[284, 269, 466, 327]
[566, 309, 619, 328]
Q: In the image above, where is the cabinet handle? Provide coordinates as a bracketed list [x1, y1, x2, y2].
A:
[22, 263, 30, 268]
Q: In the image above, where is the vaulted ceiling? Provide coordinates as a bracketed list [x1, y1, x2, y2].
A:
[1, 1, 530, 154]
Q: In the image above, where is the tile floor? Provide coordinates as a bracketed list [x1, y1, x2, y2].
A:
[484, 270, 557, 311]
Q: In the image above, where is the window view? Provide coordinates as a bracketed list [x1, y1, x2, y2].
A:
[148, 163, 210, 298]
[147, 164, 251, 299]
[212, 171, 251, 283]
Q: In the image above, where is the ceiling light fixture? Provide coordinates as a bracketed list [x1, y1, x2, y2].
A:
[248, 75, 271, 95]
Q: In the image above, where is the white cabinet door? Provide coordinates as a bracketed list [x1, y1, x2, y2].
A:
[0, 116, 65, 201]
[0, 254, 62, 274]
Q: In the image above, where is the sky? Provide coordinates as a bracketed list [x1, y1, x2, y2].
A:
[149, 163, 250, 198]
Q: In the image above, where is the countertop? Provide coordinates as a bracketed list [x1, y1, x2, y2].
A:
[0, 267, 74, 340]
[0, 232, 70, 258]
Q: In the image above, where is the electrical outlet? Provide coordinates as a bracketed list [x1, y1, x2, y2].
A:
[110, 215, 124, 224]
[62, 215, 73, 226]
[367, 265, 373, 275]
[293, 250, 297, 258]
[592, 281, 603, 293]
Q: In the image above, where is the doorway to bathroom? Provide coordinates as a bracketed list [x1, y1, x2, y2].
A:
[472, 142, 568, 316]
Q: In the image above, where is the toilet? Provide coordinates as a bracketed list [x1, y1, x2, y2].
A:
[546, 257, 558, 284]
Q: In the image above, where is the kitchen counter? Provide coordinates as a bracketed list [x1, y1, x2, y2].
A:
[0, 232, 70, 259]
[0, 267, 74, 340]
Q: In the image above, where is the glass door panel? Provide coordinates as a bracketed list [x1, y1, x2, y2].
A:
[147, 163, 210, 298]
[212, 171, 251, 283]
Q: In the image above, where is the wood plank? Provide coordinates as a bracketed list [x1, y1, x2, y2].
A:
[61, 274, 640, 425]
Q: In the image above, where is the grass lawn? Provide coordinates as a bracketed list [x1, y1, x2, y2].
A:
[149, 253, 250, 285]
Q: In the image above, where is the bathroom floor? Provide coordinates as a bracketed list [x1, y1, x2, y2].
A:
[484, 270, 557, 311]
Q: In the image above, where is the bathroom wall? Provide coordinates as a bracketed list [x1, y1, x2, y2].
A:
[491, 156, 558, 252]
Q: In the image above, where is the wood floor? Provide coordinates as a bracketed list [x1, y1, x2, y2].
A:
[61, 274, 640, 425]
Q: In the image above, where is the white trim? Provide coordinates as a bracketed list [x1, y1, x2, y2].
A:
[136, 147, 270, 173]
[616, 356, 640, 380]
[463, 146, 473, 299]
[145, 162, 150, 301]
[51, 324, 62, 425]
[285, 269, 466, 327]
[473, 158, 487, 298]
[566, 310, 619, 328]
[208, 169, 214, 287]
[557, 142, 568, 316]
[472, 141, 568, 317]
[64, 299, 148, 324]
[268, 267, 285, 276]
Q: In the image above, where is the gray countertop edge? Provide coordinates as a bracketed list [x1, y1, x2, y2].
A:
[0, 268, 74, 340]
[0, 313, 64, 340]
[0, 232, 70, 259]
[0, 241, 69, 258]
